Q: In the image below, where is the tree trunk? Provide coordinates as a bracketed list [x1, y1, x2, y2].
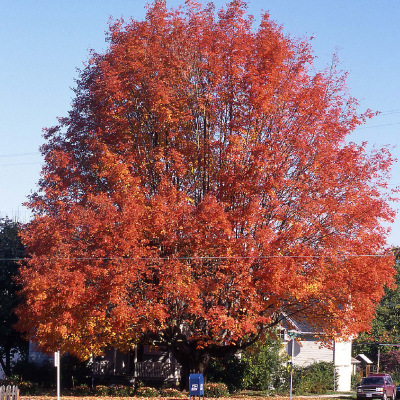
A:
[0, 355, 7, 378]
[0, 346, 12, 377]
[5, 348, 11, 377]
[170, 345, 211, 390]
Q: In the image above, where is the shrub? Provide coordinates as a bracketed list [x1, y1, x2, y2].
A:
[290, 361, 336, 395]
[159, 387, 183, 397]
[204, 382, 229, 398]
[94, 385, 110, 396]
[136, 386, 160, 397]
[70, 384, 91, 396]
[110, 385, 133, 397]
[391, 371, 400, 386]
[18, 381, 39, 395]
[352, 374, 363, 390]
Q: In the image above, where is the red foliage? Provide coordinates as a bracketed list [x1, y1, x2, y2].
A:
[17, 0, 396, 368]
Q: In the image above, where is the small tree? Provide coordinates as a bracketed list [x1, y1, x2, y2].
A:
[241, 333, 288, 391]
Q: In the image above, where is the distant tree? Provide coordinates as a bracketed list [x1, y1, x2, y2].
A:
[0, 218, 28, 377]
[17, 0, 396, 380]
[380, 350, 400, 378]
[353, 251, 400, 362]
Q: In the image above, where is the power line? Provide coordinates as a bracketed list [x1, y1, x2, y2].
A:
[0, 254, 393, 262]
[0, 152, 40, 158]
[355, 122, 400, 130]
[0, 162, 42, 167]
[379, 110, 400, 115]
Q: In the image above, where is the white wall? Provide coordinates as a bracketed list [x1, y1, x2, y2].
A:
[334, 340, 352, 392]
[286, 337, 333, 366]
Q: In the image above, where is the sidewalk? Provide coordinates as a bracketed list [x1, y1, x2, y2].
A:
[296, 394, 355, 398]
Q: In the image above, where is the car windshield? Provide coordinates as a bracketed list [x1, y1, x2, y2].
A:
[362, 378, 384, 385]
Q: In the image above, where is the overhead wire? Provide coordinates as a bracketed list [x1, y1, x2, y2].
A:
[0, 152, 40, 158]
[0, 162, 42, 167]
[356, 122, 400, 130]
[0, 254, 393, 262]
[354, 108, 400, 130]
[0, 151, 42, 167]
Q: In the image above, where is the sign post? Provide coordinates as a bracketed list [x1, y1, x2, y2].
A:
[287, 331, 299, 400]
[54, 351, 60, 400]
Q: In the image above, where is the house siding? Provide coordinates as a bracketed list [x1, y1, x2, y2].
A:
[286, 337, 333, 366]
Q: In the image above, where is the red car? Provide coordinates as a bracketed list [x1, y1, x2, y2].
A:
[357, 374, 396, 400]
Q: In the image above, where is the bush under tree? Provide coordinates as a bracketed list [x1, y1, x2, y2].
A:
[290, 361, 336, 395]
[207, 332, 288, 392]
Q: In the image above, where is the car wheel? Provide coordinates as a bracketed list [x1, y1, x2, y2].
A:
[383, 392, 387, 400]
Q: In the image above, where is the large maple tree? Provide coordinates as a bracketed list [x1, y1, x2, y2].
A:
[17, 0, 396, 377]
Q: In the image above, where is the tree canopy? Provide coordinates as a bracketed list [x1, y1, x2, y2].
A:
[17, 0, 396, 374]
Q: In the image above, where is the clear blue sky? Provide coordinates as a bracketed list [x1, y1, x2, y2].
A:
[1, 0, 399, 245]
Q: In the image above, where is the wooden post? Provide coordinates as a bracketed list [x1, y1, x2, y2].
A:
[377, 347, 380, 373]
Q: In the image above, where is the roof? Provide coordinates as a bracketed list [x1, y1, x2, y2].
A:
[280, 314, 319, 334]
[356, 354, 373, 364]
